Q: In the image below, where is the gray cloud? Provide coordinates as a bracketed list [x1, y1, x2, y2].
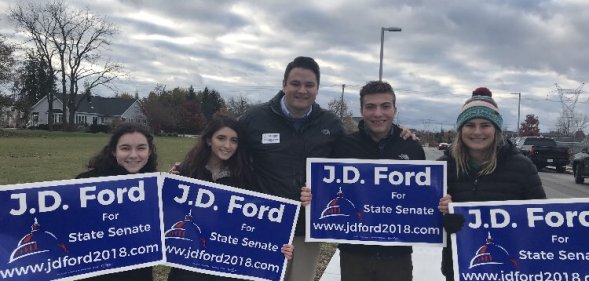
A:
[1, 0, 588, 132]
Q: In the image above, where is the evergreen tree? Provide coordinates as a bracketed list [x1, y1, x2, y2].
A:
[520, 114, 540, 136]
[197, 87, 225, 122]
[13, 50, 57, 124]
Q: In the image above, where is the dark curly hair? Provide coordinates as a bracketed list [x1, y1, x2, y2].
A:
[282, 56, 320, 87]
[180, 114, 250, 188]
[86, 123, 157, 173]
[359, 80, 396, 108]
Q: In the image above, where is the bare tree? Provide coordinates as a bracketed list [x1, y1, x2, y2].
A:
[554, 113, 586, 136]
[226, 96, 251, 118]
[9, 3, 59, 129]
[9, 0, 123, 129]
[327, 97, 356, 133]
[0, 34, 16, 87]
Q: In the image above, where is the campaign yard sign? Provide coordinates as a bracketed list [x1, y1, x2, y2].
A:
[306, 158, 446, 246]
[450, 199, 589, 281]
[0, 173, 163, 281]
[161, 173, 300, 281]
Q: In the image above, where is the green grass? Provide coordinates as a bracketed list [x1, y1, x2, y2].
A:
[0, 128, 195, 185]
[0, 128, 336, 280]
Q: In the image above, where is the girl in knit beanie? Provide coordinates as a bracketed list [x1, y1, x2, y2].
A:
[452, 87, 504, 176]
[437, 87, 546, 281]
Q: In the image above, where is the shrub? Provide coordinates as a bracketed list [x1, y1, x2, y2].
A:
[88, 124, 110, 133]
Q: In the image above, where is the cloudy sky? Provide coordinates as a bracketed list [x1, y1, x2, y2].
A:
[1, 0, 588, 132]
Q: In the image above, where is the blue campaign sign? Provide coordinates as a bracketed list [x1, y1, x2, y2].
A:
[450, 199, 589, 281]
[0, 173, 163, 280]
[161, 173, 300, 281]
[306, 158, 446, 246]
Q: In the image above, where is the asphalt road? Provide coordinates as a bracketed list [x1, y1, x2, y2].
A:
[424, 147, 589, 199]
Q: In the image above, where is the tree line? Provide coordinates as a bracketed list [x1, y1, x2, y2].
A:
[141, 85, 259, 134]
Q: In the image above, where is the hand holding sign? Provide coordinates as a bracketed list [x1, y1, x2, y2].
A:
[300, 186, 312, 207]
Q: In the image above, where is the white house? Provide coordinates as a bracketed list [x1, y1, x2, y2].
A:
[29, 95, 147, 127]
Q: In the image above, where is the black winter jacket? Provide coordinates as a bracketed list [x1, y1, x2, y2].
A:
[239, 91, 344, 235]
[333, 121, 425, 257]
[439, 140, 546, 279]
[75, 165, 154, 281]
[180, 168, 246, 189]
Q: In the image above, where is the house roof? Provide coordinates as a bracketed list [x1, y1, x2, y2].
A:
[77, 96, 137, 116]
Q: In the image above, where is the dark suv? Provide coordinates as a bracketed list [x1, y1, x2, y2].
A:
[515, 137, 570, 173]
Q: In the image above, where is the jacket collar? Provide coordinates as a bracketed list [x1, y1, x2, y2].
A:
[357, 119, 399, 143]
[280, 95, 312, 118]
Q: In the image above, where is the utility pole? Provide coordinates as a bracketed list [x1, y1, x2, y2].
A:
[552, 83, 585, 136]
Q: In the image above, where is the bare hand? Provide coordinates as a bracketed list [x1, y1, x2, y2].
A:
[438, 194, 452, 214]
[300, 186, 312, 207]
[169, 162, 181, 174]
[281, 244, 294, 260]
[400, 126, 419, 141]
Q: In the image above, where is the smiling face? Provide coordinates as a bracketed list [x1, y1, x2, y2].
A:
[361, 93, 396, 142]
[460, 118, 496, 156]
[113, 132, 150, 173]
[207, 126, 238, 163]
[282, 67, 319, 117]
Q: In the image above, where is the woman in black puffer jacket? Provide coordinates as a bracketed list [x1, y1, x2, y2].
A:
[76, 123, 158, 281]
[438, 87, 546, 281]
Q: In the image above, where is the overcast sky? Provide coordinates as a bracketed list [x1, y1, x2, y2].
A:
[1, 0, 588, 132]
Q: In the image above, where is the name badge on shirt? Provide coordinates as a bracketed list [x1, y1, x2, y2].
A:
[262, 133, 280, 144]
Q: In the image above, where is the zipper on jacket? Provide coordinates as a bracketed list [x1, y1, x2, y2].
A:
[472, 177, 479, 191]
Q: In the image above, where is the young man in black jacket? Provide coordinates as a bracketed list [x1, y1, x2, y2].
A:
[301, 81, 424, 281]
[334, 81, 424, 281]
[240, 56, 345, 281]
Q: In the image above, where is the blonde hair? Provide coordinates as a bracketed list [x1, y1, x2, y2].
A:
[450, 129, 504, 178]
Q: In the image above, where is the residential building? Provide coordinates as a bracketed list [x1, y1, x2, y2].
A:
[28, 95, 147, 127]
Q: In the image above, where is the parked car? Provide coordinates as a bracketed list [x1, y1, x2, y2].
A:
[515, 136, 570, 173]
[572, 147, 589, 184]
[438, 142, 449, 150]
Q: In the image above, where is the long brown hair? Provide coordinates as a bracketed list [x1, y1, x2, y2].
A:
[180, 114, 250, 188]
[450, 128, 504, 177]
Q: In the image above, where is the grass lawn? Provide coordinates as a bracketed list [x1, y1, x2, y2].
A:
[0, 128, 336, 280]
[0, 128, 195, 184]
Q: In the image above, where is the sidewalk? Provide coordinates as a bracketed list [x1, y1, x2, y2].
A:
[319, 247, 444, 281]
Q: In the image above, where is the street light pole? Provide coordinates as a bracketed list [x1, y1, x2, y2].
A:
[512, 92, 521, 136]
[379, 27, 402, 81]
